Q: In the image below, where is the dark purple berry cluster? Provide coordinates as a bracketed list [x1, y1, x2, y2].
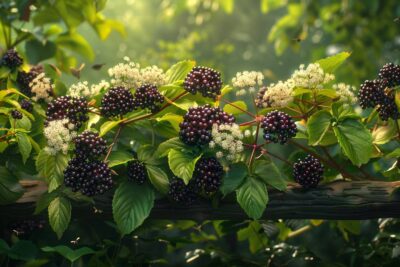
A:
[8, 219, 46, 237]
[293, 155, 324, 188]
[64, 158, 113, 196]
[179, 104, 235, 146]
[378, 63, 400, 87]
[10, 109, 22, 120]
[261, 110, 297, 144]
[16, 66, 43, 96]
[1, 49, 23, 69]
[133, 84, 164, 112]
[46, 96, 89, 128]
[100, 87, 135, 117]
[168, 177, 198, 205]
[20, 99, 33, 112]
[255, 86, 268, 108]
[192, 157, 224, 194]
[73, 131, 107, 159]
[358, 63, 400, 121]
[183, 66, 223, 99]
[127, 160, 148, 185]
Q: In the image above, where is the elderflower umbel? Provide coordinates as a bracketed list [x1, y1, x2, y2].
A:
[291, 63, 335, 89]
[44, 119, 77, 155]
[91, 80, 110, 94]
[68, 81, 90, 98]
[260, 80, 294, 108]
[333, 83, 357, 104]
[232, 71, 264, 96]
[108, 57, 141, 89]
[30, 73, 53, 102]
[140, 66, 167, 86]
[210, 123, 244, 161]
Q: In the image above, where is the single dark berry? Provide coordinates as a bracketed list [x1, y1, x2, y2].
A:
[358, 79, 386, 109]
[168, 177, 198, 205]
[64, 158, 113, 196]
[183, 66, 223, 99]
[10, 109, 22, 120]
[16, 66, 43, 96]
[133, 84, 164, 112]
[1, 49, 23, 69]
[179, 104, 235, 146]
[100, 86, 135, 117]
[377, 94, 400, 121]
[46, 96, 89, 128]
[378, 63, 400, 87]
[8, 219, 46, 238]
[192, 157, 224, 194]
[73, 131, 107, 159]
[293, 155, 324, 188]
[261, 110, 297, 144]
[255, 86, 268, 108]
[127, 160, 148, 185]
[20, 99, 33, 112]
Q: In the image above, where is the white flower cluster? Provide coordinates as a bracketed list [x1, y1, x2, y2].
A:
[261, 80, 294, 108]
[108, 57, 142, 89]
[68, 80, 110, 98]
[209, 123, 244, 161]
[140, 66, 167, 86]
[108, 57, 166, 89]
[232, 71, 264, 96]
[290, 63, 335, 89]
[44, 119, 76, 155]
[333, 83, 357, 104]
[30, 73, 53, 102]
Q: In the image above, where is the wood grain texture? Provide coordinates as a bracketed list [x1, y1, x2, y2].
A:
[1, 180, 400, 222]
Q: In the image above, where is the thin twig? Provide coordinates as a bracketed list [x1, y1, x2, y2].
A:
[104, 124, 123, 162]
[265, 150, 292, 166]
[221, 98, 256, 118]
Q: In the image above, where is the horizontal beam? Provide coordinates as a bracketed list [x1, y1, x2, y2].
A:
[1, 180, 400, 222]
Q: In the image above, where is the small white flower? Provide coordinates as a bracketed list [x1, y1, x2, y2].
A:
[108, 59, 141, 89]
[44, 119, 76, 155]
[232, 71, 264, 96]
[261, 80, 294, 108]
[211, 123, 245, 161]
[244, 130, 251, 137]
[216, 151, 224, 158]
[140, 66, 167, 86]
[333, 83, 357, 104]
[68, 81, 90, 98]
[30, 73, 53, 102]
[291, 63, 335, 89]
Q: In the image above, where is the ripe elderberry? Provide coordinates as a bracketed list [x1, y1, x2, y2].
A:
[127, 160, 148, 185]
[261, 110, 297, 144]
[255, 86, 268, 108]
[378, 63, 400, 87]
[293, 155, 324, 188]
[100, 86, 135, 117]
[133, 84, 164, 112]
[20, 99, 33, 112]
[64, 158, 113, 196]
[183, 66, 223, 99]
[179, 104, 235, 146]
[73, 131, 107, 159]
[1, 49, 23, 69]
[192, 157, 224, 194]
[10, 109, 22, 120]
[46, 96, 89, 128]
[168, 177, 197, 205]
[16, 66, 43, 96]
[358, 79, 386, 109]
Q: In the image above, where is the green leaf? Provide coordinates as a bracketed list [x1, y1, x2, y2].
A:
[156, 137, 188, 158]
[146, 165, 169, 194]
[14, 115, 31, 131]
[108, 150, 132, 168]
[166, 60, 196, 83]
[36, 150, 69, 182]
[48, 197, 71, 239]
[56, 33, 95, 61]
[42, 246, 95, 263]
[386, 148, 400, 159]
[236, 177, 268, 220]
[137, 145, 155, 163]
[113, 182, 155, 235]
[168, 149, 201, 184]
[254, 160, 287, 191]
[0, 167, 24, 205]
[8, 241, 38, 261]
[99, 120, 121, 137]
[372, 123, 396, 145]
[307, 110, 333, 146]
[331, 102, 359, 121]
[315, 52, 351, 73]
[16, 132, 32, 164]
[220, 162, 248, 196]
[333, 119, 373, 166]
[156, 113, 183, 132]
[223, 101, 248, 115]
